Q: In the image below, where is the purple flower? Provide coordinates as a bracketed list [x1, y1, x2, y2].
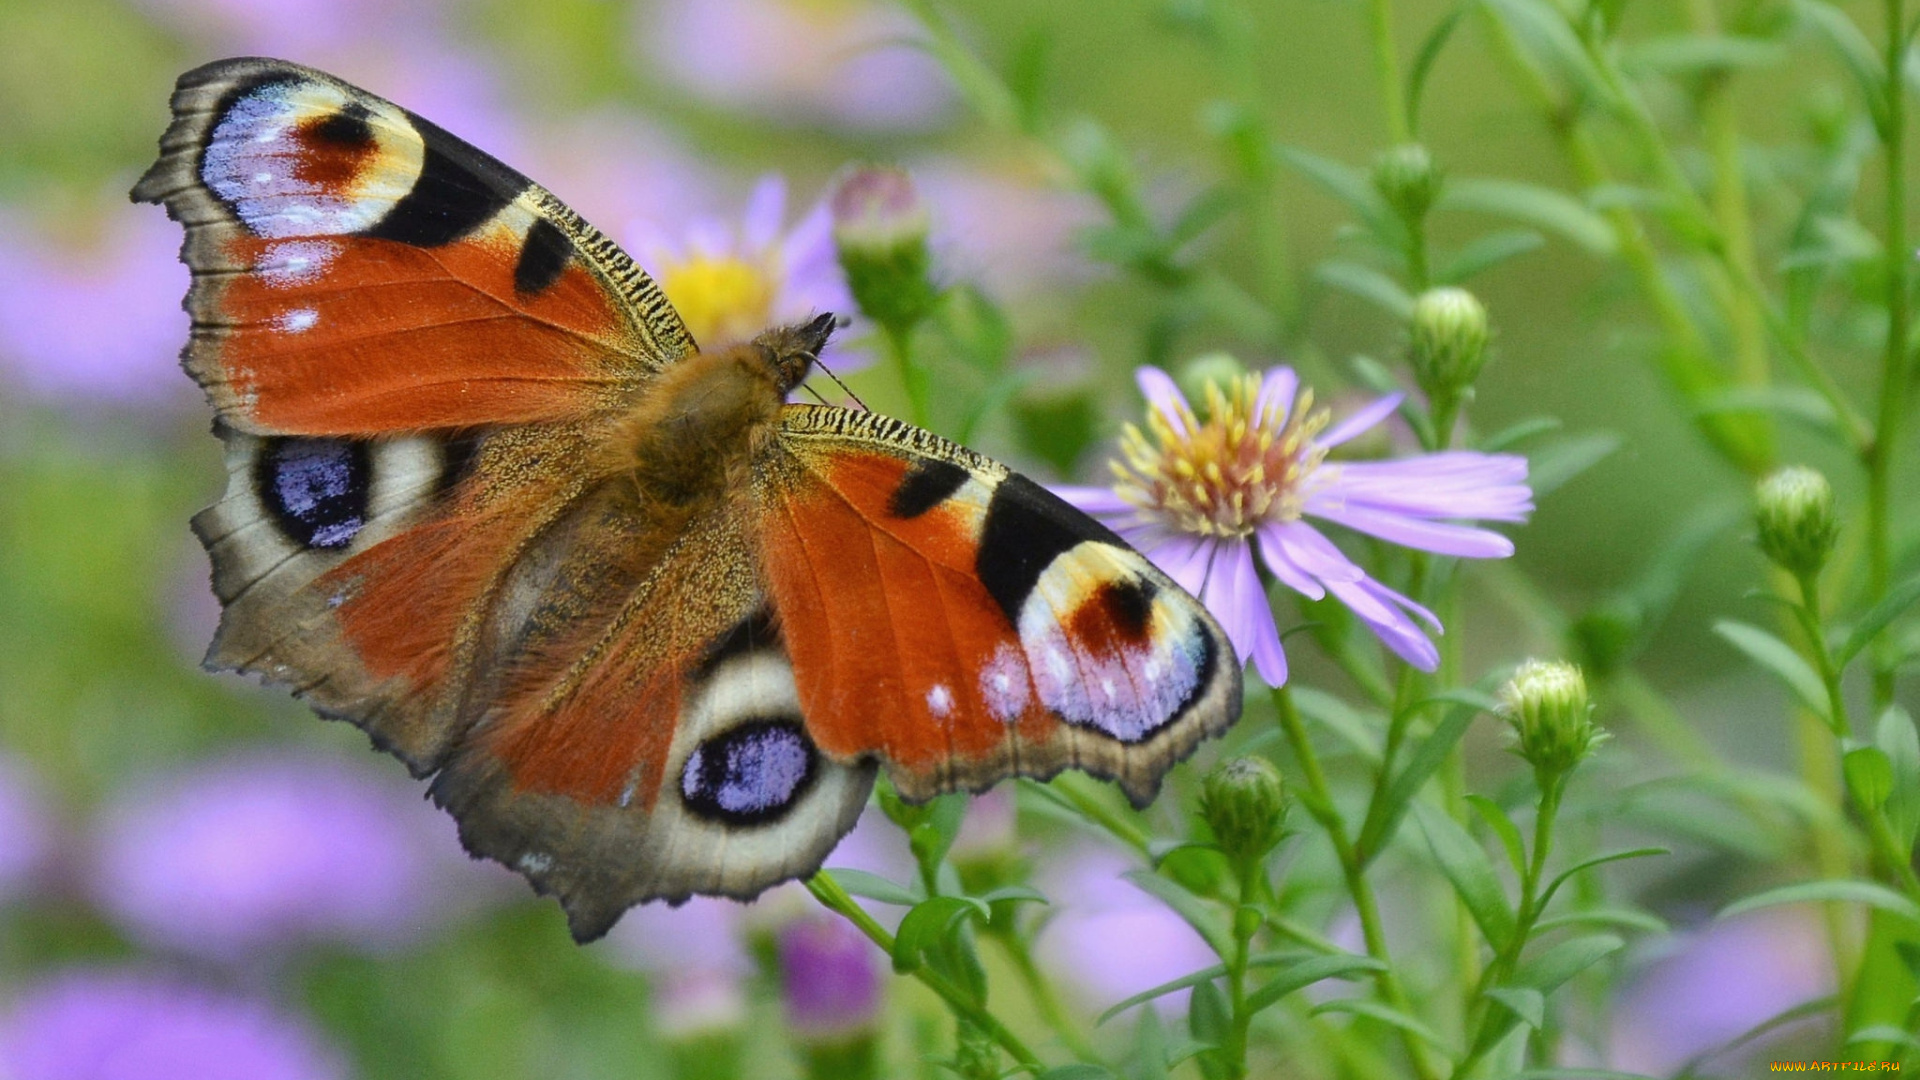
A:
[0, 205, 193, 409]
[1058, 366, 1532, 686]
[911, 162, 1101, 302]
[0, 968, 345, 1080]
[91, 749, 509, 959]
[1034, 846, 1217, 1015]
[778, 916, 883, 1041]
[626, 176, 865, 374]
[635, 0, 954, 133]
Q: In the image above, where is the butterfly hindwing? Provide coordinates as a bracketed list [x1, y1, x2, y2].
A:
[132, 56, 695, 436]
[757, 406, 1243, 807]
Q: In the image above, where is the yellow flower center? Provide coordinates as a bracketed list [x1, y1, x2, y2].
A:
[657, 253, 778, 346]
[1112, 373, 1329, 538]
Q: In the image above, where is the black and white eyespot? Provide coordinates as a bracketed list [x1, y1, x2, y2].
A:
[256, 438, 371, 549]
[679, 720, 819, 826]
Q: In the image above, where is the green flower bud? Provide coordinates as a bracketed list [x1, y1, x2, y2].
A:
[831, 166, 936, 335]
[1754, 466, 1838, 579]
[1199, 757, 1288, 867]
[1372, 143, 1440, 224]
[1177, 352, 1248, 419]
[1499, 659, 1606, 780]
[1408, 287, 1490, 401]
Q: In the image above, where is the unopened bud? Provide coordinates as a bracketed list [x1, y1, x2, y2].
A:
[1199, 757, 1288, 868]
[1372, 143, 1440, 224]
[1409, 287, 1490, 401]
[1755, 466, 1837, 579]
[1499, 659, 1605, 780]
[831, 166, 936, 334]
[1177, 352, 1248, 419]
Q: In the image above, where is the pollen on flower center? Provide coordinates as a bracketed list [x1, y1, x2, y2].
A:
[657, 254, 778, 345]
[1112, 373, 1329, 538]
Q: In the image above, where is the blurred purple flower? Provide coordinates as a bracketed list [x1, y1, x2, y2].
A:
[605, 897, 754, 1036]
[913, 162, 1102, 302]
[637, 0, 953, 132]
[0, 968, 345, 1080]
[92, 748, 508, 958]
[1058, 366, 1532, 685]
[1035, 846, 1217, 1015]
[1609, 911, 1832, 1073]
[0, 205, 192, 409]
[0, 753, 54, 905]
[778, 916, 883, 1041]
[627, 176, 864, 371]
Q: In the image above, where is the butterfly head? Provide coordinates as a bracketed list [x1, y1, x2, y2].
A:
[751, 312, 838, 396]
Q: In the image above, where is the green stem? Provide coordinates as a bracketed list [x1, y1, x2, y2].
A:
[886, 324, 931, 429]
[1794, 572, 1851, 740]
[1870, 0, 1910, 710]
[1274, 686, 1443, 1080]
[1449, 776, 1564, 1080]
[1367, 0, 1411, 142]
[1223, 868, 1258, 1080]
[803, 872, 1041, 1070]
[995, 929, 1101, 1062]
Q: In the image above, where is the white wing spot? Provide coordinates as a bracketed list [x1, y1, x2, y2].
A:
[518, 852, 553, 874]
[979, 644, 1030, 724]
[927, 683, 955, 719]
[278, 308, 319, 333]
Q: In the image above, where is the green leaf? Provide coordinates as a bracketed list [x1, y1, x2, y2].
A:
[1188, 978, 1230, 1051]
[1467, 794, 1528, 880]
[1512, 1071, 1659, 1080]
[1478, 0, 1616, 112]
[892, 895, 988, 973]
[1713, 620, 1831, 721]
[1794, 0, 1888, 130]
[827, 868, 923, 907]
[1692, 385, 1839, 434]
[1845, 745, 1895, 811]
[1514, 933, 1624, 992]
[1438, 229, 1546, 283]
[1845, 1025, 1920, 1051]
[1538, 848, 1669, 911]
[975, 884, 1050, 907]
[1310, 998, 1454, 1053]
[1243, 954, 1385, 1016]
[1314, 260, 1415, 319]
[1097, 965, 1227, 1026]
[1292, 687, 1384, 762]
[1414, 801, 1516, 947]
[1622, 34, 1787, 75]
[1720, 880, 1920, 923]
[1529, 432, 1623, 497]
[1040, 1067, 1117, 1080]
[1485, 986, 1545, 1029]
[1877, 707, 1920, 849]
[1442, 177, 1616, 256]
[1533, 907, 1669, 936]
[1357, 696, 1487, 863]
[1407, 3, 1470, 135]
[1124, 870, 1233, 958]
[1279, 146, 1403, 248]
[1480, 416, 1563, 453]
[1835, 576, 1920, 669]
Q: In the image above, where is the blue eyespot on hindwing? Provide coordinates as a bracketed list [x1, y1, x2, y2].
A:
[679, 721, 818, 826]
[257, 437, 370, 549]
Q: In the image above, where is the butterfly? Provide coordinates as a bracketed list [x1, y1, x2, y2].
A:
[133, 57, 1243, 941]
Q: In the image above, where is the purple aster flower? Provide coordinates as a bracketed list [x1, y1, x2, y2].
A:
[626, 175, 865, 375]
[1034, 845, 1217, 1015]
[91, 749, 509, 959]
[778, 916, 883, 1041]
[912, 162, 1101, 302]
[0, 205, 193, 409]
[1058, 366, 1532, 685]
[0, 968, 345, 1080]
[635, 0, 954, 133]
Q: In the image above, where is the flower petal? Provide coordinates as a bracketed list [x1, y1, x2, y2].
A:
[743, 174, 788, 251]
[1135, 366, 1190, 436]
[1053, 485, 1136, 516]
[1255, 522, 1325, 600]
[1254, 366, 1299, 429]
[1201, 540, 1287, 685]
[1318, 453, 1533, 521]
[1326, 577, 1441, 671]
[1146, 534, 1215, 598]
[1305, 502, 1515, 558]
[1318, 392, 1404, 448]
[1273, 522, 1366, 584]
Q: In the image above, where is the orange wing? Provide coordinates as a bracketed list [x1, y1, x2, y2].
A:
[755, 407, 1243, 807]
[132, 57, 694, 435]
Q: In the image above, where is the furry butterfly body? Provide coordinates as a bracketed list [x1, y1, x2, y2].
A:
[136, 57, 1243, 940]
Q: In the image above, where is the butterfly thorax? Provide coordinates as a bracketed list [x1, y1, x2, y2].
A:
[601, 317, 831, 508]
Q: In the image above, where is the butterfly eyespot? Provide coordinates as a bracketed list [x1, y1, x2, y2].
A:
[679, 720, 818, 826]
[256, 438, 370, 549]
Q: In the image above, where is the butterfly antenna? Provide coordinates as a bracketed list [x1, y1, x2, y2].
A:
[812, 355, 870, 412]
[800, 383, 832, 406]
